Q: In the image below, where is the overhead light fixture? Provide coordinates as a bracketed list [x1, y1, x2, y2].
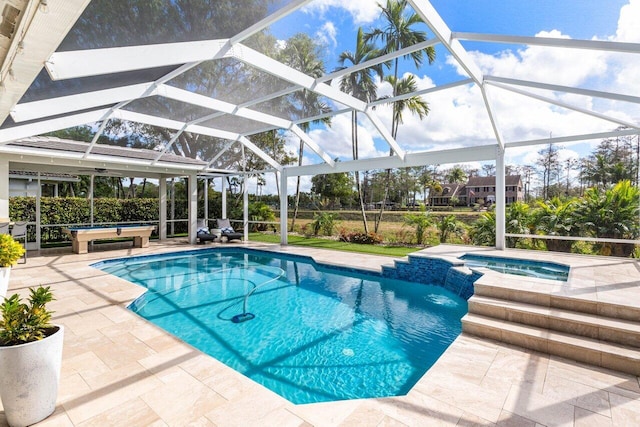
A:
[8, 68, 15, 81]
[39, 0, 49, 14]
[17, 40, 24, 54]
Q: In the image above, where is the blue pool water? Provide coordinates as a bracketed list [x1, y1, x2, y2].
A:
[95, 249, 467, 404]
[459, 254, 569, 281]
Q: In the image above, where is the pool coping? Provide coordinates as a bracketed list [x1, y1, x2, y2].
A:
[3, 241, 640, 426]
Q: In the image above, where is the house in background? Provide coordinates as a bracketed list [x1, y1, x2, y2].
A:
[466, 175, 524, 206]
[428, 183, 466, 206]
[429, 175, 524, 207]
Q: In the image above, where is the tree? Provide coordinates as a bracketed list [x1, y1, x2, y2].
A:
[536, 143, 561, 199]
[445, 166, 467, 184]
[404, 209, 432, 245]
[310, 170, 354, 209]
[438, 214, 463, 243]
[337, 27, 384, 233]
[280, 33, 332, 232]
[365, 0, 435, 233]
[533, 197, 577, 252]
[574, 180, 640, 256]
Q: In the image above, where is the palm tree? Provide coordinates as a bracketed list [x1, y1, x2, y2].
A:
[574, 180, 640, 256]
[337, 28, 384, 233]
[446, 166, 467, 184]
[365, 0, 435, 232]
[533, 197, 577, 252]
[279, 34, 331, 232]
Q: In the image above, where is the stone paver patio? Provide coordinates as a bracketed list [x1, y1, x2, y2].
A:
[2, 241, 639, 426]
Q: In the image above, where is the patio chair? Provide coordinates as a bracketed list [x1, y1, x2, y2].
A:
[196, 218, 219, 244]
[215, 218, 243, 242]
[0, 222, 9, 234]
[10, 221, 27, 263]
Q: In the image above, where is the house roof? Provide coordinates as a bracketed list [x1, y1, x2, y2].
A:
[467, 175, 522, 187]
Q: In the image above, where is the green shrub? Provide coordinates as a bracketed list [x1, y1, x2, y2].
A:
[311, 212, 338, 236]
[0, 286, 55, 346]
[0, 235, 25, 267]
[339, 229, 383, 245]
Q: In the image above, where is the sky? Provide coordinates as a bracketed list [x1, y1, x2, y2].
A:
[243, 0, 640, 195]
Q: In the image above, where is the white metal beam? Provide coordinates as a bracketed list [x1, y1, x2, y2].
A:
[368, 78, 473, 107]
[10, 83, 156, 122]
[234, 44, 367, 112]
[407, 0, 484, 85]
[488, 81, 640, 130]
[481, 84, 506, 150]
[286, 144, 497, 177]
[452, 32, 640, 54]
[484, 76, 640, 105]
[45, 40, 232, 80]
[318, 39, 440, 84]
[0, 108, 111, 144]
[289, 125, 335, 167]
[364, 110, 406, 160]
[506, 128, 640, 149]
[207, 140, 237, 168]
[238, 136, 282, 171]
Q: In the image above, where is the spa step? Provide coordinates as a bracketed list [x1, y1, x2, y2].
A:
[468, 295, 640, 348]
[472, 280, 640, 322]
[462, 313, 640, 376]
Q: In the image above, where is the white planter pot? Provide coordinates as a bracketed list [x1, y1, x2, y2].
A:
[0, 326, 64, 427]
[0, 267, 10, 299]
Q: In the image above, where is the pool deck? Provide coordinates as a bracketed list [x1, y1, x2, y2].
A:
[2, 242, 640, 426]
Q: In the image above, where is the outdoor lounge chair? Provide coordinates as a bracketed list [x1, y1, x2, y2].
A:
[215, 218, 243, 242]
[196, 219, 219, 244]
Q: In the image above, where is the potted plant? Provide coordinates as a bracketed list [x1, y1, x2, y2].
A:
[0, 234, 26, 298]
[0, 286, 64, 427]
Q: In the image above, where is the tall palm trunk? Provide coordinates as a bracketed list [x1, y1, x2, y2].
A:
[352, 111, 369, 233]
[374, 56, 400, 234]
[290, 138, 304, 232]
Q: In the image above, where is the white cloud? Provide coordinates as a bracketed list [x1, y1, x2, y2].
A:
[316, 21, 338, 48]
[614, 0, 640, 42]
[301, 0, 381, 25]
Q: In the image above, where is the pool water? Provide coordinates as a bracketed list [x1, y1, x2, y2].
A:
[96, 249, 467, 404]
[459, 254, 569, 281]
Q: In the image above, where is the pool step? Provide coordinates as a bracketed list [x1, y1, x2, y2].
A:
[462, 313, 640, 375]
[472, 278, 640, 322]
[468, 295, 640, 348]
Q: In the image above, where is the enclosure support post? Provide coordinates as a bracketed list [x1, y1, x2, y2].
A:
[221, 176, 227, 219]
[188, 174, 198, 245]
[36, 173, 41, 250]
[0, 158, 8, 221]
[243, 173, 249, 241]
[280, 170, 288, 245]
[204, 177, 209, 225]
[159, 177, 167, 240]
[495, 146, 506, 250]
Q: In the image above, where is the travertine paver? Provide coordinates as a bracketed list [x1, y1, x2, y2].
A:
[0, 242, 639, 426]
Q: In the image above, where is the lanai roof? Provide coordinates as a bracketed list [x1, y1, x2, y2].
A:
[0, 0, 638, 178]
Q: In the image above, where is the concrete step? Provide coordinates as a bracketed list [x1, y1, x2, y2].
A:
[462, 313, 640, 376]
[473, 279, 640, 322]
[469, 295, 640, 348]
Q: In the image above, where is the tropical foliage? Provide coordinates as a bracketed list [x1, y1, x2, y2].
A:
[0, 235, 25, 268]
[0, 286, 54, 346]
[404, 210, 432, 245]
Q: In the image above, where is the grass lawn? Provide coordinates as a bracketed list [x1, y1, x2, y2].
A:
[248, 233, 422, 257]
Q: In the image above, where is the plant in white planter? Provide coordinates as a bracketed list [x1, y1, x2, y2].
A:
[0, 286, 64, 427]
[0, 234, 26, 298]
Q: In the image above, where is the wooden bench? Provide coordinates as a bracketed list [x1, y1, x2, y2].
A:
[63, 225, 156, 254]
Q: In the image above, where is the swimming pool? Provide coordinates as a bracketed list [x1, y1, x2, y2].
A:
[459, 254, 569, 281]
[95, 248, 467, 404]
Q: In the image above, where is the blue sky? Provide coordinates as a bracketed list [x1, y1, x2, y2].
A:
[252, 0, 640, 194]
